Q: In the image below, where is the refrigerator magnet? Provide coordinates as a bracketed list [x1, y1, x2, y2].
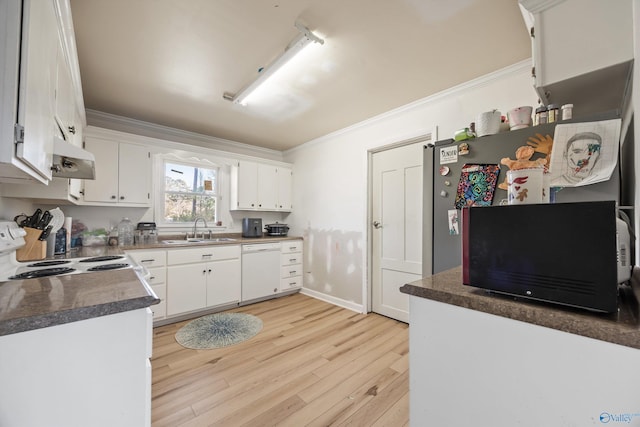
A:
[447, 209, 460, 235]
[458, 142, 470, 155]
[439, 166, 450, 176]
[439, 146, 458, 164]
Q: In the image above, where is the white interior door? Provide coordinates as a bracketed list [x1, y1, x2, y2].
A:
[371, 142, 424, 323]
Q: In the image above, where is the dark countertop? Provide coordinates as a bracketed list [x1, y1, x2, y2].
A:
[400, 266, 640, 350]
[0, 269, 159, 336]
[67, 233, 302, 254]
[0, 234, 302, 336]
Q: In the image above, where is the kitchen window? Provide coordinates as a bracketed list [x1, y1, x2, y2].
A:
[162, 160, 218, 224]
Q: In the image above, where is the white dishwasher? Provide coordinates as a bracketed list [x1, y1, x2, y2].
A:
[241, 243, 281, 302]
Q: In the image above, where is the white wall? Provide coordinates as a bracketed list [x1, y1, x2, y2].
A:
[284, 60, 539, 309]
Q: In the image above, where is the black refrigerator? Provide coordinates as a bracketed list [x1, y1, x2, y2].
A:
[422, 112, 624, 276]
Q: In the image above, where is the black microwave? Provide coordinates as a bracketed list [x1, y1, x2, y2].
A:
[461, 200, 631, 313]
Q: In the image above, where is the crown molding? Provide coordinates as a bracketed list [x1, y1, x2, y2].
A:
[85, 109, 284, 162]
[286, 59, 532, 155]
[518, 0, 566, 14]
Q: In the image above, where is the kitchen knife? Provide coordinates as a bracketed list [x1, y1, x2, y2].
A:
[29, 209, 42, 228]
[36, 211, 52, 230]
[38, 225, 53, 241]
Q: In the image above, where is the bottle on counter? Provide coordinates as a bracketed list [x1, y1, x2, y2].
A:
[54, 227, 67, 255]
[117, 217, 134, 247]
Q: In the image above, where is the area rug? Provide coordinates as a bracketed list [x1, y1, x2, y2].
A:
[175, 312, 263, 350]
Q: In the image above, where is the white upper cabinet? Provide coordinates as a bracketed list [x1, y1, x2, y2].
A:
[520, 0, 633, 113]
[276, 166, 293, 211]
[54, 37, 80, 145]
[231, 160, 293, 212]
[0, 0, 85, 184]
[257, 163, 278, 210]
[83, 130, 151, 206]
[0, 0, 56, 183]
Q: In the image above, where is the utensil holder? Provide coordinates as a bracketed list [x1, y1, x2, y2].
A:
[16, 227, 46, 261]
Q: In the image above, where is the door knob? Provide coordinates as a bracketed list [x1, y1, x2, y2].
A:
[373, 221, 382, 229]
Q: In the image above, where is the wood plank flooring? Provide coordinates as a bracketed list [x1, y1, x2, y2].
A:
[151, 293, 409, 427]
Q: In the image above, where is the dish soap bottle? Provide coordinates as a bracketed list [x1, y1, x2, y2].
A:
[117, 217, 134, 247]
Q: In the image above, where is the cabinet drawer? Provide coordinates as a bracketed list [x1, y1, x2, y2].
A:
[127, 250, 167, 268]
[280, 276, 303, 291]
[146, 267, 166, 286]
[281, 264, 302, 278]
[281, 240, 302, 254]
[151, 284, 166, 319]
[281, 253, 302, 266]
[168, 245, 240, 265]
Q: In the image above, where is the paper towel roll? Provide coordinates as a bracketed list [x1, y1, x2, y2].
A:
[64, 217, 72, 252]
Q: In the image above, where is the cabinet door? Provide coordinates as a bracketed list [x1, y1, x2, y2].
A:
[206, 258, 241, 307]
[166, 264, 206, 315]
[119, 143, 150, 204]
[257, 164, 278, 210]
[277, 167, 292, 211]
[54, 38, 74, 143]
[236, 160, 258, 209]
[82, 138, 119, 203]
[528, 0, 633, 91]
[16, 0, 59, 181]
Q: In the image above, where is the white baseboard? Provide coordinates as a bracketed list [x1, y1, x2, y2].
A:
[300, 287, 365, 314]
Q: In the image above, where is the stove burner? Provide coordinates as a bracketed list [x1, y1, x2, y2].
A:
[27, 260, 72, 268]
[87, 263, 130, 272]
[78, 255, 125, 263]
[9, 267, 76, 280]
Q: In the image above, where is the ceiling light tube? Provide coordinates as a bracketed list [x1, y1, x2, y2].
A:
[224, 23, 324, 106]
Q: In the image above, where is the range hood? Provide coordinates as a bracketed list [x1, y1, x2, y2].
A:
[51, 137, 96, 180]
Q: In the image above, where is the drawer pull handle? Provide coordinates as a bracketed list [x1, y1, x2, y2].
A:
[289, 258, 296, 262]
[141, 259, 155, 263]
[202, 254, 213, 258]
[290, 270, 297, 274]
[149, 276, 155, 280]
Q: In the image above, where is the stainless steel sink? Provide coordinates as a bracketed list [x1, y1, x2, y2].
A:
[162, 237, 237, 244]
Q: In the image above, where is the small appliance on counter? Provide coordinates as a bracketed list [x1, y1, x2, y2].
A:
[461, 200, 632, 313]
[242, 218, 263, 238]
[136, 222, 157, 245]
[264, 222, 289, 236]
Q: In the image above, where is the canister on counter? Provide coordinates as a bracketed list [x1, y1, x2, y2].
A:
[534, 105, 547, 125]
[561, 103, 573, 120]
[547, 104, 559, 123]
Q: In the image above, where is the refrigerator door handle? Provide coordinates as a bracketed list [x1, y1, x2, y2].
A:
[373, 221, 382, 229]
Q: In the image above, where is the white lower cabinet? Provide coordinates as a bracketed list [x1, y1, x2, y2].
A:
[127, 249, 167, 320]
[0, 308, 153, 427]
[280, 240, 303, 292]
[166, 245, 241, 316]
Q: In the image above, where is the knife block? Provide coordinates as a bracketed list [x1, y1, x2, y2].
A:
[16, 227, 46, 262]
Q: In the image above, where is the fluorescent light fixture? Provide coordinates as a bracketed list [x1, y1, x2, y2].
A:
[224, 22, 324, 106]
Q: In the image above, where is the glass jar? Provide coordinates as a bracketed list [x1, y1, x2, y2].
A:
[547, 104, 559, 123]
[534, 106, 547, 125]
[561, 104, 573, 120]
[117, 217, 134, 247]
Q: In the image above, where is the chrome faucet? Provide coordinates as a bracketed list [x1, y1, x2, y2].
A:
[192, 217, 208, 239]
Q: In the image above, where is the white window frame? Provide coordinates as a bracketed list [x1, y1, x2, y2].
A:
[154, 153, 231, 231]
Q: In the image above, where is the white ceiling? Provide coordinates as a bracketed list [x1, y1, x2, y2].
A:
[70, 0, 531, 151]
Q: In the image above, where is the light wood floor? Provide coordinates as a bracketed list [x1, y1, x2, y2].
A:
[151, 293, 409, 427]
